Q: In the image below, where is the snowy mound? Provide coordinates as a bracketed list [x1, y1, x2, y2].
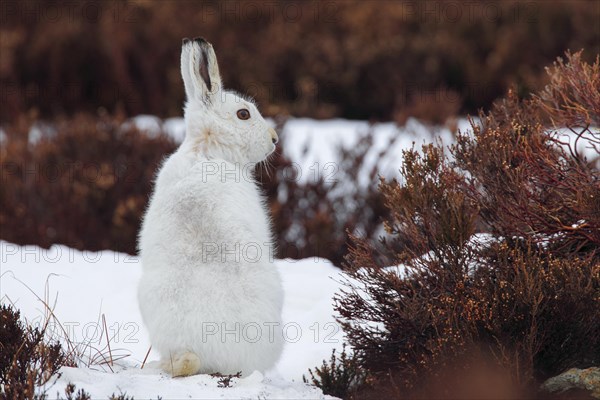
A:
[0, 241, 345, 399]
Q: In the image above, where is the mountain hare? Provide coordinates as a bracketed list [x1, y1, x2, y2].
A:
[138, 38, 283, 377]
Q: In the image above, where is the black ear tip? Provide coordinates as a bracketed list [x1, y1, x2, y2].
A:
[182, 38, 190, 45]
[193, 37, 209, 45]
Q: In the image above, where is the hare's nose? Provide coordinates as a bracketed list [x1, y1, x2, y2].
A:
[269, 128, 279, 145]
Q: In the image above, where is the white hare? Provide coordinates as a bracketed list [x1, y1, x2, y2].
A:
[138, 38, 283, 377]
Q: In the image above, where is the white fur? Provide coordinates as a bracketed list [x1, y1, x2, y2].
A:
[138, 38, 283, 376]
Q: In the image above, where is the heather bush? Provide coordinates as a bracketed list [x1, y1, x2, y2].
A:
[62, 384, 91, 400]
[0, 112, 176, 254]
[0, 304, 68, 399]
[454, 53, 600, 260]
[334, 52, 600, 398]
[303, 344, 363, 399]
[0, 304, 156, 399]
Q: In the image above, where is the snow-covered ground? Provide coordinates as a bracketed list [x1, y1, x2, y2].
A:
[0, 241, 345, 399]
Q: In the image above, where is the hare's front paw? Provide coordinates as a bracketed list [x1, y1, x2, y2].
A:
[163, 352, 201, 377]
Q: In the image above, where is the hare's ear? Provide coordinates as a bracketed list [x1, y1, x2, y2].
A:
[181, 37, 221, 104]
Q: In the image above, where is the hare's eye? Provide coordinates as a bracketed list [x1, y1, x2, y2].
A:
[236, 109, 251, 120]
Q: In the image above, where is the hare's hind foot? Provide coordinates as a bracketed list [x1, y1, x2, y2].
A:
[163, 352, 201, 377]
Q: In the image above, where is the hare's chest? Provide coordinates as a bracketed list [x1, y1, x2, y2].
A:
[214, 181, 271, 235]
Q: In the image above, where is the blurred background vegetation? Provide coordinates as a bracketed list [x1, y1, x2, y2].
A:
[1, 0, 599, 123]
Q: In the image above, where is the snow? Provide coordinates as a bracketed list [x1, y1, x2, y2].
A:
[163, 117, 187, 143]
[53, 368, 329, 400]
[127, 115, 163, 138]
[551, 127, 600, 167]
[0, 241, 344, 399]
[279, 117, 466, 187]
